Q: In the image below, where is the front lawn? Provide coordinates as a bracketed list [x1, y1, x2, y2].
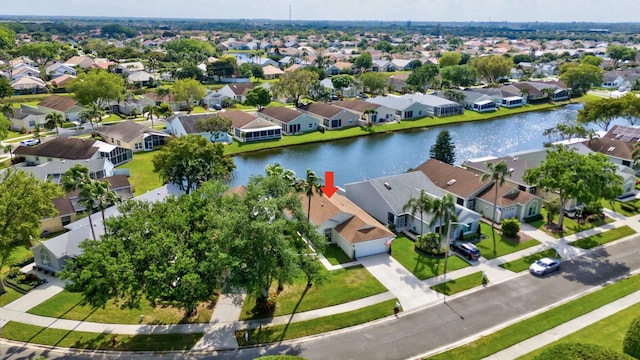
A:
[606, 198, 640, 217]
[239, 265, 387, 320]
[430, 272, 485, 295]
[28, 290, 214, 324]
[570, 225, 636, 249]
[476, 223, 541, 260]
[322, 244, 353, 265]
[519, 302, 640, 359]
[0, 287, 23, 307]
[0, 321, 202, 351]
[427, 274, 640, 360]
[391, 236, 469, 280]
[236, 299, 398, 346]
[499, 248, 561, 273]
[116, 151, 163, 195]
[530, 209, 614, 238]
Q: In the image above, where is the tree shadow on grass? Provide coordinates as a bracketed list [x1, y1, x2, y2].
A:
[279, 285, 311, 342]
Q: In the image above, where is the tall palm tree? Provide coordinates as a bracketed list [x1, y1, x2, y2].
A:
[61, 164, 91, 192]
[92, 180, 121, 233]
[480, 160, 511, 256]
[363, 108, 378, 126]
[298, 169, 322, 222]
[32, 124, 43, 143]
[402, 189, 433, 237]
[80, 103, 104, 132]
[44, 112, 65, 135]
[78, 180, 99, 241]
[143, 104, 155, 128]
[429, 193, 458, 240]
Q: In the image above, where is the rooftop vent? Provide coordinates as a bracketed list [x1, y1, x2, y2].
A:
[447, 179, 457, 186]
[607, 146, 616, 152]
[383, 182, 392, 190]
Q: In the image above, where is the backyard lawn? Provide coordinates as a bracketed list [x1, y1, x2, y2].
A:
[116, 151, 163, 195]
[0, 321, 202, 351]
[499, 248, 561, 273]
[391, 235, 469, 280]
[476, 223, 540, 260]
[28, 290, 214, 324]
[239, 265, 387, 320]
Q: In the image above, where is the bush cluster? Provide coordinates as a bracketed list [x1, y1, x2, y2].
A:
[501, 218, 520, 238]
[534, 343, 632, 360]
[624, 316, 640, 358]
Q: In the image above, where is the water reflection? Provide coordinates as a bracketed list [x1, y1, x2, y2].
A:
[232, 105, 626, 187]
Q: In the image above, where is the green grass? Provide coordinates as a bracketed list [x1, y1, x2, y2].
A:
[322, 244, 353, 265]
[5, 130, 22, 139]
[239, 265, 387, 320]
[100, 113, 126, 123]
[427, 273, 640, 360]
[531, 209, 614, 238]
[116, 150, 163, 195]
[499, 248, 561, 273]
[430, 271, 485, 295]
[570, 225, 636, 249]
[391, 235, 469, 280]
[519, 302, 640, 359]
[0, 287, 23, 307]
[223, 100, 574, 156]
[606, 198, 640, 217]
[28, 290, 213, 324]
[236, 299, 398, 346]
[476, 223, 541, 260]
[0, 321, 202, 351]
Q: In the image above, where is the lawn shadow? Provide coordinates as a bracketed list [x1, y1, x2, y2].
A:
[279, 285, 311, 342]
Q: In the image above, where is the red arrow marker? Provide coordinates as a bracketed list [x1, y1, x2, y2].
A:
[321, 171, 338, 198]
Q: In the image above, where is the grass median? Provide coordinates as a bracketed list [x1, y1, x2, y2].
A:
[430, 271, 485, 295]
[499, 248, 561, 273]
[570, 225, 636, 249]
[426, 274, 640, 360]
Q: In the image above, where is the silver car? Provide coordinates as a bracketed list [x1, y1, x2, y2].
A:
[529, 257, 561, 276]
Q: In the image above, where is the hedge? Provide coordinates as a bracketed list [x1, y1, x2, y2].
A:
[534, 343, 632, 360]
[624, 316, 640, 358]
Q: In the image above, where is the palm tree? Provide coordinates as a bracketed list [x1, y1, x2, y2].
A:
[92, 180, 121, 233]
[61, 164, 91, 192]
[143, 104, 155, 128]
[402, 189, 433, 237]
[80, 103, 104, 132]
[32, 124, 43, 143]
[429, 193, 458, 240]
[3, 144, 13, 161]
[519, 88, 530, 103]
[363, 108, 378, 126]
[480, 160, 511, 256]
[44, 112, 65, 135]
[78, 180, 99, 241]
[443, 89, 465, 104]
[298, 169, 322, 222]
[265, 163, 298, 189]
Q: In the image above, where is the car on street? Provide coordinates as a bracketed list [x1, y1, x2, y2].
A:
[450, 240, 481, 260]
[529, 257, 561, 276]
[19, 139, 39, 146]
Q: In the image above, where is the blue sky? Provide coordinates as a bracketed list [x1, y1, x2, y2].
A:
[3, 0, 640, 22]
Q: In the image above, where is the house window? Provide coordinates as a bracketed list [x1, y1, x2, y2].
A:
[135, 143, 143, 150]
[324, 228, 332, 242]
[623, 160, 631, 167]
[404, 111, 413, 118]
[528, 206, 537, 216]
[529, 186, 537, 195]
[387, 212, 395, 225]
[331, 119, 341, 128]
[117, 140, 121, 146]
[28, 120, 36, 127]
[40, 248, 52, 267]
[61, 215, 71, 225]
[456, 197, 464, 206]
[308, 123, 313, 129]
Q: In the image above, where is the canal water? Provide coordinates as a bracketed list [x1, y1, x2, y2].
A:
[231, 104, 627, 187]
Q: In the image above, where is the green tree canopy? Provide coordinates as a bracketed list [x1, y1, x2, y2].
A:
[67, 70, 124, 108]
[580, 54, 603, 67]
[331, 74, 353, 97]
[352, 52, 373, 71]
[271, 69, 318, 107]
[439, 52, 462, 68]
[195, 114, 232, 142]
[0, 169, 62, 293]
[244, 86, 272, 108]
[469, 55, 513, 84]
[406, 63, 439, 91]
[624, 316, 640, 358]
[607, 45, 638, 67]
[523, 145, 623, 231]
[358, 72, 388, 94]
[19, 42, 59, 67]
[429, 130, 456, 165]
[0, 77, 13, 100]
[0, 25, 16, 51]
[165, 38, 216, 58]
[559, 63, 603, 97]
[577, 96, 625, 131]
[172, 78, 206, 113]
[440, 64, 478, 87]
[152, 135, 235, 194]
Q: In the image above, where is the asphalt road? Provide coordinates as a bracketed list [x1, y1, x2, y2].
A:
[2, 237, 639, 360]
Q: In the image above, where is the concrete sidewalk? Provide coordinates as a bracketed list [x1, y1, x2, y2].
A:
[484, 290, 640, 359]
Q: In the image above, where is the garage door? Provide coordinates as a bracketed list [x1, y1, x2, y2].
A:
[355, 239, 388, 258]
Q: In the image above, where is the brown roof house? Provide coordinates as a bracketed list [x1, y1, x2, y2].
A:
[301, 192, 395, 260]
[97, 121, 170, 152]
[13, 137, 133, 166]
[298, 102, 359, 130]
[257, 106, 319, 135]
[223, 110, 282, 143]
[165, 113, 232, 143]
[36, 95, 85, 122]
[218, 83, 270, 104]
[334, 99, 396, 125]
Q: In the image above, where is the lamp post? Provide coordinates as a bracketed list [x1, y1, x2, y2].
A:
[443, 221, 468, 302]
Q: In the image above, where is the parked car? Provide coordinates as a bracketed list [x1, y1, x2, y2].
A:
[450, 240, 481, 260]
[330, 95, 340, 101]
[212, 103, 222, 110]
[359, 93, 369, 99]
[19, 139, 39, 146]
[529, 257, 561, 276]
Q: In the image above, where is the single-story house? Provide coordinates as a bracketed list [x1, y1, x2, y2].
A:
[400, 93, 464, 117]
[11, 65, 41, 81]
[10, 76, 46, 94]
[218, 83, 259, 103]
[9, 106, 47, 131]
[45, 63, 76, 79]
[33, 184, 181, 273]
[262, 65, 285, 80]
[472, 87, 524, 108]
[41, 175, 133, 234]
[457, 91, 499, 112]
[302, 192, 395, 259]
[366, 95, 428, 120]
[64, 56, 94, 69]
[202, 89, 223, 108]
[115, 61, 145, 75]
[96, 121, 170, 152]
[142, 92, 185, 111]
[36, 95, 85, 122]
[371, 60, 393, 73]
[320, 78, 360, 98]
[327, 61, 353, 76]
[333, 99, 395, 125]
[165, 113, 232, 143]
[50, 74, 76, 88]
[388, 73, 410, 93]
[344, 171, 481, 239]
[224, 109, 282, 143]
[297, 102, 359, 130]
[9, 158, 114, 184]
[127, 71, 155, 87]
[13, 137, 133, 167]
[257, 106, 319, 135]
[108, 94, 155, 116]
